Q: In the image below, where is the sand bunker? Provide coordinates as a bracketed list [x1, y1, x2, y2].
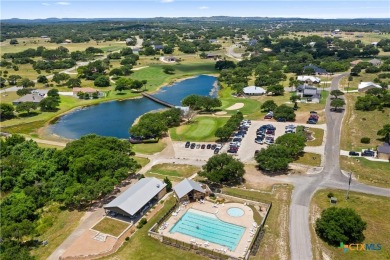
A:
[226, 103, 244, 110]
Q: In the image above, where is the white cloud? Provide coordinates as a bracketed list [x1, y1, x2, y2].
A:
[161, 0, 174, 3]
[56, 2, 70, 5]
[41, 3, 50, 6]
[199, 6, 209, 10]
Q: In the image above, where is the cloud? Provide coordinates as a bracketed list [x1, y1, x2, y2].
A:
[56, 2, 70, 5]
[161, 0, 174, 3]
[199, 6, 209, 10]
[41, 3, 50, 6]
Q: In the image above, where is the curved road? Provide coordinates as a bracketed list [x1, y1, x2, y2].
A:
[288, 74, 390, 260]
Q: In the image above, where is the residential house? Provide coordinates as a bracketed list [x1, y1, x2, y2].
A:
[304, 64, 328, 75]
[377, 143, 390, 160]
[12, 91, 47, 105]
[358, 82, 382, 92]
[209, 39, 218, 43]
[243, 86, 266, 95]
[173, 178, 207, 202]
[297, 85, 321, 102]
[152, 44, 164, 50]
[248, 39, 258, 46]
[297, 75, 321, 84]
[206, 53, 220, 59]
[369, 58, 382, 66]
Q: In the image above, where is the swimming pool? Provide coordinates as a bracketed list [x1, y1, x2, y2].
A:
[227, 207, 245, 217]
[169, 209, 245, 250]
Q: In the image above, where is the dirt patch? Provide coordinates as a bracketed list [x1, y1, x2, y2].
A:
[277, 204, 289, 260]
[226, 102, 244, 110]
[243, 164, 280, 190]
[214, 111, 227, 115]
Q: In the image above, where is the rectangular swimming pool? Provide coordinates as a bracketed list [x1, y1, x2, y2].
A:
[169, 208, 245, 250]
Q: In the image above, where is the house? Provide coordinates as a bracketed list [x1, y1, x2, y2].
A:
[297, 76, 321, 84]
[297, 85, 321, 102]
[173, 178, 206, 202]
[358, 82, 382, 92]
[304, 65, 328, 75]
[72, 87, 105, 98]
[377, 143, 390, 160]
[371, 42, 378, 47]
[350, 59, 363, 67]
[206, 53, 220, 59]
[209, 39, 218, 43]
[63, 39, 72, 44]
[162, 56, 177, 62]
[104, 177, 167, 218]
[248, 39, 258, 46]
[152, 44, 164, 50]
[132, 47, 140, 53]
[369, 58, 382, 66]
[243, 86, 266, 95]
[12, 93, 46, 106]
[308, 42, 316, 48]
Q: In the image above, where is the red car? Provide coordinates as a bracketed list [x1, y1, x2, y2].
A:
[264, 115, 273, 119]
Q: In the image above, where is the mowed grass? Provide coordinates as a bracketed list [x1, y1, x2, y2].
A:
[30, 205, 85, 259]
[341, 94, 390, 151]
[101, 197, 207, 260]
[294, 152, 321, 167]
[92, 217, 130, 237]
[340, 71, 381, 91]
[132, 141, 167, 155]
[340, 156, 390, 188]
[306, 128, 324, 146]
[132, 156, 150, 167]
[311, 189, 390, 260]
[169, 116, 228, 142]
[145, 163, 200, 180]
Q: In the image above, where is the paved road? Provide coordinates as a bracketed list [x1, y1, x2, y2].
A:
[288, 73, 390, 260]
[226, 44, 243, 61]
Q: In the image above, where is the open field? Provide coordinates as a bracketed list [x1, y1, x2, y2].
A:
[341, 94, 390, 151]
[145, 163, 200, 180]
[310, 189, 390, 260]
[170, 116, 228, 142]
[340, 156, 390, 188]
[222, 186, 292, 260]
[92, 217, 130, 237]
[132, 141, 167, 155]
[133, 156, 150, 167]
[340, 71, 381, 91]
[30, 204, 85, 260]
[293, 152, 321, 167]
[101, 197, 207, 260]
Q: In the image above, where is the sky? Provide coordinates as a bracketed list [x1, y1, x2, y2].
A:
[1, 0, 389, 19]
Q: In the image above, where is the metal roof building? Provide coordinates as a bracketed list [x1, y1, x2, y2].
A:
[243, 86, 266, 95]
[104, 177, 167, 217]
[173, 178, 205, 201]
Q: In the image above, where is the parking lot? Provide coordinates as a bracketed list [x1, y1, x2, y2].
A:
[172, 141, 224, 161]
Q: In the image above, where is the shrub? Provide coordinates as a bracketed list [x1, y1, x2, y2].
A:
[136, 217, 148, 229]
[125, 236, 130, 241]
[327, 192, 334, 198]
[360, 137, 371, 144]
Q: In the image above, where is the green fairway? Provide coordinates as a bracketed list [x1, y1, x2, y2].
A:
[169, 116, 228, 142]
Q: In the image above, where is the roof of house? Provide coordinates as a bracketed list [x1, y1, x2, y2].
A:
[243, 86, 266, 94]
[72, 87, 98, 93]
[173, 178, 204, 199]
[13, 93, 45, 104]
[304, 65, 328, 74]
[358, 82, 382, 90]
[377, 143, 390, 154]
[303, 87, 320, 96]
[153, 44, 164, 49]
[248, 39, 258, 46]
[369, 58, 381, 65]
[104, 177, 166, 216]
[297, 76, 321, 82]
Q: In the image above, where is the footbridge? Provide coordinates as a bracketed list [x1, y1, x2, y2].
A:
[142, 93, 175, 108]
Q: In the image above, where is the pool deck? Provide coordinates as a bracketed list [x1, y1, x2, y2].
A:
[160, 201, 257, 259]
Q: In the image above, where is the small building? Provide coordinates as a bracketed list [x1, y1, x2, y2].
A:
[209, 39, 218, 43]
[64, 39, 72, 44]
[358, 82, 382, 92]
[152, 44, 164, 50]
[72, 87, 105, 98]
[350, 59, 363, 67]
[243, 86, 266, 95]
[308, 42, 316, 48]
[104, 177, 167, 218]
[248, 39, 258, 46]
[206, 53, 220, 59]
[377, 143, 390, 160]
[369, 58, 382, 66]
[371, 42, 378, 47]
[12, 93, 46, 106]
[41, 35, 49, 39]
[173, 178, 206, 202]
[297, 76, 321, 84]
[304, 65, 328, 75]
[132, 47, 140, 53]
[162, 56, 177, 62]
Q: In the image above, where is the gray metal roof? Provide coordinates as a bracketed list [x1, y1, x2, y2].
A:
[173, 178, 204, 199]
[13, 94, 45, 104]
[377, 143, 390, 154]
[104, 177, 166, 216]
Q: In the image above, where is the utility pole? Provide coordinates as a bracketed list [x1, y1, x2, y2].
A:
[346, 172, 352, 200]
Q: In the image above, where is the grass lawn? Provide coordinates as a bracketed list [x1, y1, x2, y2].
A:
[145, 163, 199, 180]
[306, 128, 324, 147]
[294, 152, 321, 167]
[340, 156, 390, 188]
[133, 156, 150, 168]
[341, 94, 390, 151]
[221, 97, 261, 117]
[169, 116, 228, 142]
[132, 141, 167, 155]
[222, 186, 292, 260]
[311, 189, 390, 260]
[101, 197, 207, 260]
[340, 72, 381, 91]
[30, 204, 85, 259]
[92, 217, 130, 237]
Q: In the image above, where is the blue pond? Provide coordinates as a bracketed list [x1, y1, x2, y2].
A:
[50, 75, 217, 139]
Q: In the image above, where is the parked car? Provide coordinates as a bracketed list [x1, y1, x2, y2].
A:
[206, 144, 211, 149]
[266, 124, 276, 130]
[277, 117, 287, 122]
[264, 115, 273, 119]
[215, 144, 222, 149]
[265, 139, 274, 145]
[285, 124, 296, 129]
[201, 144, 206, 149]
[190, 143, 196, 149]
[228, 147, 239, 153]
[196, 144, 200, 149]
[255, 138, 264, 144]
[230, 142, 241, 147]
[349, 151, 360, 156]
[234, 134, 244, 139]
[185, 141, 190, 148]
[211, 144, 217, 150]
[214, 148, 220, 154]
[310, 111, 317, 114]
[232, 137, 242, 142]
[285, 129, 295, 134]
[362, 150, 375, 157]
[307, 119, 317, 124]
[266, 129, 275, 135]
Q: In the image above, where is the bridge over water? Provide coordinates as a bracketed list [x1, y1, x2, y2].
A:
[141, 93, 175, 108]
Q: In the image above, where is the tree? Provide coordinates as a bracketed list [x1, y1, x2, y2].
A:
[377, 124, 390, 143]
[16, 102, 38, 114]
[109, 68, 124, 77]
[94, 75, 110, 87]
[267, 84, 284, 96]
[330, 89, 344, 99]
[199, 52, 207, 59]
[215, 60, 236, 70]
[199, 153, 244, 184]
[52, 73, 70, 85]
[37, 75, 48, 84]
[202, 97, 222, 111]
[330, 98, 345, 111]
[255, 145, 292, 172]
[275, 133, 306, 158]
[16, 88, 32, 96]
[120, 47, 133, 56]
[182, 95, 202, 109]
[130, 80, 145, 90]
[274, 105, 296, 121]
[215, 127, 233, 141]
[20, 78, 35, 88]
[66, 78, 81, 88]
[163, 65, 175, 74]
[164, 177, 172, 192]
[162, 45, 174, 54]
[7, 75, 21, 85]
[261, 100, 277, 112]
[47, 89, 60, 101]
[290, 95, 301, 103]
[0, 103, 15, 120]
[315, 207, 366, 246]
[39, 97, 60, 111]
[10, 39, 19, 45]
[115, 77, 132, 92]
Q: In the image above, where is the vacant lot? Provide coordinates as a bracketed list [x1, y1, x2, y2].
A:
[92, 217, 130, 237]
[310, 189, 390, 260]
[306, 128, 324, 147]
[132, 141, 167, 155]
[294, 152, 321, 167]
[145, 163, 200, 180]
[341, 94, 390, 151]
[133, 156, 150, 167]
[340, 156, 390, 188]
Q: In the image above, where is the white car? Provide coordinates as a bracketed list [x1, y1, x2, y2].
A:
[215, 144, 222, 149]
[230, 142, 241, 147]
